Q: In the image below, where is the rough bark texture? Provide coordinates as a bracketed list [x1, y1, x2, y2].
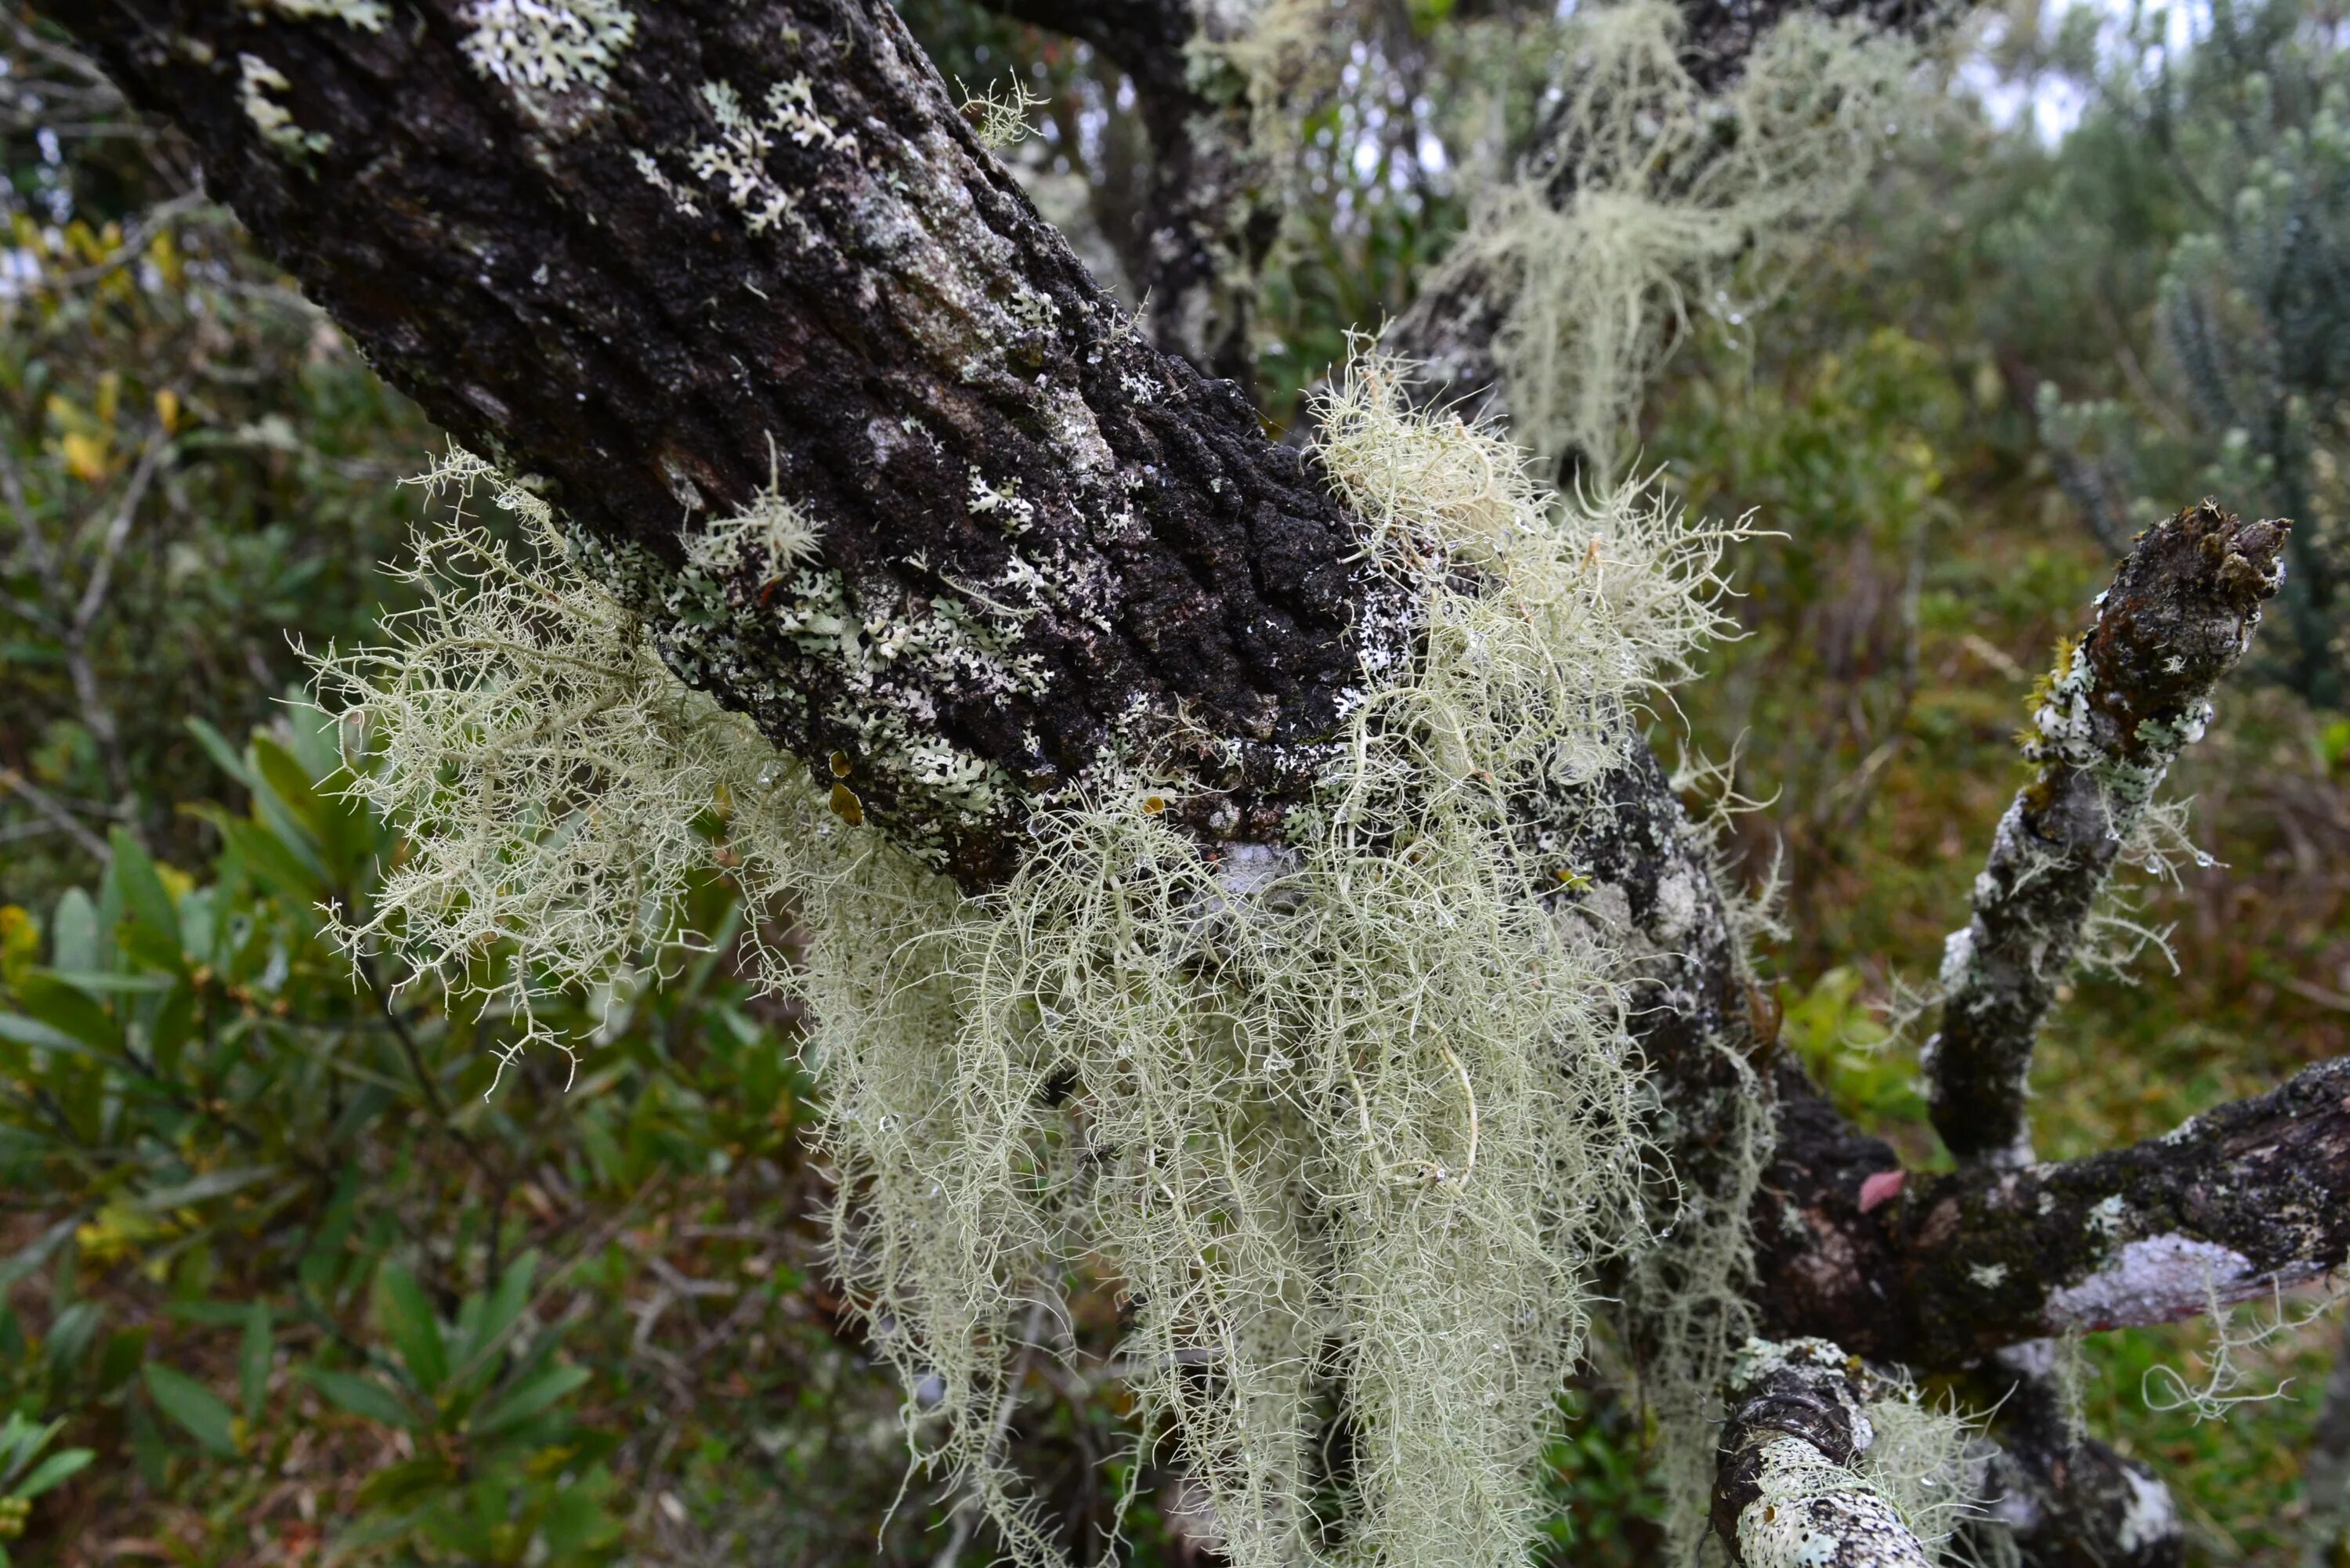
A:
[1895, 1053, 2350, 1362]
[1978, 1341, 2186, 1568]
[1712, 1338, 1933, 1568]
[49, 10, 2347, 1566]
[980, 0, 1273, 387]
[1925, 503, 2289, 1166]
[57, 0, 1387, 886]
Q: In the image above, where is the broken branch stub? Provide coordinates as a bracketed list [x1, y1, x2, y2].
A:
[1924, 501, 2287, 1167]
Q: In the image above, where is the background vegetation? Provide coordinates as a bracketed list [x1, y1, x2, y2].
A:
[1, 0, 2345, 1562]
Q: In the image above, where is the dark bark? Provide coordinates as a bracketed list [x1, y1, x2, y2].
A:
[55, 0, 1391, 886]
[1976, 1342, 2186, 1568]
[978, 0, 1273, 386]
[1925, 502, 2289, 1166]
[1773, 1053, 2350, 1366]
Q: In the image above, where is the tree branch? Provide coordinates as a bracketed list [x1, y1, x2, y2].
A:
[1894, 1053, 2350, 1362]
[1712, 1337, 1933, 1568]
[1383, 0, 1954, 422]
[50, 0, 1396, 886]
[1925, 501, 2288, 1167]
[974, 0, 1272, 388]
[1977, 1341, 2185, 1568]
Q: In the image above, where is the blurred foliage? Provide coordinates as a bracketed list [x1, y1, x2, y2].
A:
[1983, 0, 2350, 705]
[0, 18, 431, 912]
[2, 0, 2348, 1563]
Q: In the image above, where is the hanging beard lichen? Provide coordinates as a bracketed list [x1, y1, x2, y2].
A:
[314, 353, 1744, 1568]
[1429, 0, 1918, 483]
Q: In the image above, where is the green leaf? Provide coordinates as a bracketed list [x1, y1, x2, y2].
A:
[143, 1362, 240, 1457]
[184, 717, 257, 789]
[460, 1252, 540, 1374]
[351, 1452, 458, 1512]
[49, 889, 96, 974]
[240, 1306, 273, 1424]
[135, 1166, 277, 1212]
[0, 1013, 78, 1053]
[469, 1362, 589, 1438]
[106, 828, 180, 950]
[40, 970, 172, 994]
[302, 1367, 421, 1431]
[249, 737, 342, 879]
[196, 809, 324, 902]
[12, 1447, 94, 1501]
[378, 1264, 448, 1395]
[12, 974, 119, 1052]
[45, 1302, 101, 1382]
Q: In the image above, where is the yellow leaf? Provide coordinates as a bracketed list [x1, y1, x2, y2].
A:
[154, 388, 181, 433]
[61, 432, 108, 482]
[61, 431, 108, 482]
[0, 905, 37, 987]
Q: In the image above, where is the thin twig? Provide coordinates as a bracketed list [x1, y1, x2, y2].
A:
[0, 768, 110, 861]
[35, 193, 208, 292]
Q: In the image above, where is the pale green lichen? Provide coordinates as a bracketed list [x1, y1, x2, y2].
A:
[683, 75, 857, 237]
[1430, 1, 1916, 482]
[685, 461, 824, 586]
[237, 53, 331, 158]
[957, 73, 1047, 151]
[458, 0, 638, 98]
[316, 347, 1746, 1568]
[247, 0, 389, 31]
[1859, 1380, 1988, 1566]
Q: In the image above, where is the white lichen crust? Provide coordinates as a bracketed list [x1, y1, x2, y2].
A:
[1741, 1437, 1931, 1568]
[458, 0, 637, 97]
[1718, 1339, 1939, 1568]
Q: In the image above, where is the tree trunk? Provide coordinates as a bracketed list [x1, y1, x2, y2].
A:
[48, 3, 2350, 1562]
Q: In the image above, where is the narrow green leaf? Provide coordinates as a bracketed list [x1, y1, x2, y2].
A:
[106, 828, 180, 949]
[49, 890, 96, 975]
[0, 1014, 80, 1053]
[13, 974, 119, 1051]
[183, 717, 257, 789]
[142, 1363, 239, 1457]
[378, 1265, 447, 1395]
[462, 1251, 539, 1373]
[239, 1307, 273, 1424]
[194, 809, 323, 901]
[301, 1367, 421, 1431]
[134, 1166, 277, 1213]
[469, 1362, 589, 1438]
[13, 1447, 94, 1500]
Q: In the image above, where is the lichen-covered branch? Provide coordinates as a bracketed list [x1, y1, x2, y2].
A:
[1900, 1053, 2350, 1361]
[49, 0, 1393, 886]
[1712, 1338, 1934, 1568]
[1383, 0, 1949, 432]
[1924, 502, 2288, 1167]
[1977, 1341, 2185, 1568]
[974, 0, 1274, 386]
